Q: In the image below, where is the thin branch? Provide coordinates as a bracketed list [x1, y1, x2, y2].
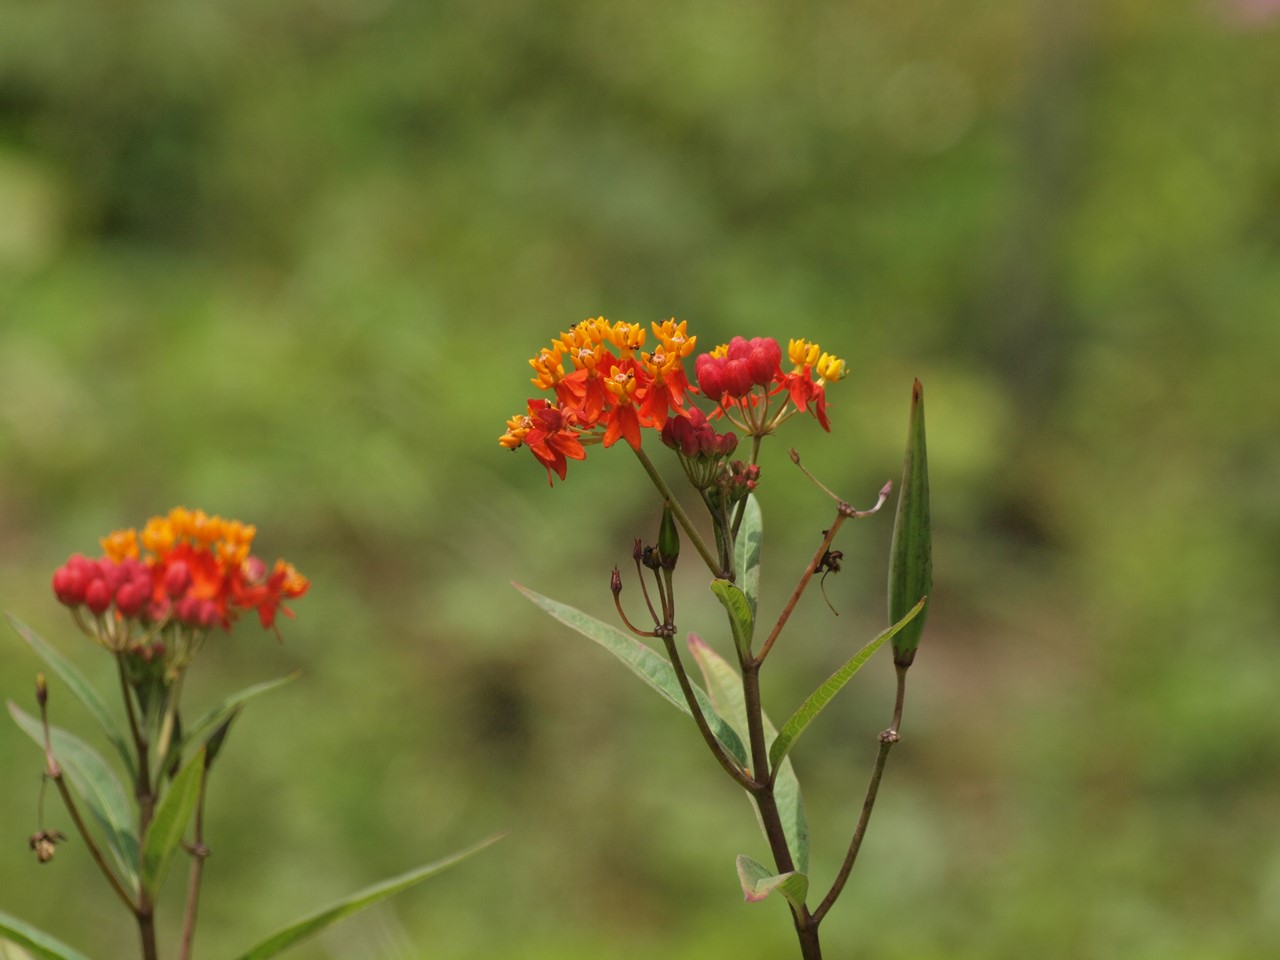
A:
[756, 513, 847, 664]
[658, 632, 755, 791]
[38, 690, 138, 912]
[814, 665, 908, 923]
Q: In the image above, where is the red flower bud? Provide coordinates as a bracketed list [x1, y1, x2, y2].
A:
[175, 595, 200, 625]
[695, 354, 725, 400]
[163, 561, 192, 598]
[97, 559, 125, 595]
[197, 599, 220, 628]
[723, 357, 754, 397]
[85, 579, 112, 616]
[52, 566, 86, 606]
[116, 581, 149, 617]
[747, 337, 781, 386]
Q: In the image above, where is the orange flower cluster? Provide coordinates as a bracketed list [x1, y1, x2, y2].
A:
[501, 318, 847, 484]
[53, 507, 308, 638]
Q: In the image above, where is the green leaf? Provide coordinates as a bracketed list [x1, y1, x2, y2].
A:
[735, 855, 809, 910]
[731, 493, 763, 620]
[7, 702, 139, 889]
[710, 579, 754, 662]
[0, 913, 93, 960]
[141, 748, 205, 896]
[232, 834, 505, 960]
[688, 635, 809, 875]
[888, 379, 932, 668]
[768, 597, 927, 771]
[7, 615, 135, 779]
[516, 584, 748, 767]
[0, 912, 93, 960]
[180, 672, 299, 760]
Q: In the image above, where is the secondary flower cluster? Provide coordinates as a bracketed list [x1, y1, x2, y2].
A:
[500, 318, 847, 484]
[52, 508, 309, 650]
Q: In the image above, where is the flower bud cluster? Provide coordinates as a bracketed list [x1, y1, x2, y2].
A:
[53, 554, 155, 619]
[695, 337, 782, 400]
[660, 407, 738, 460]
[717, 460, 761, 504]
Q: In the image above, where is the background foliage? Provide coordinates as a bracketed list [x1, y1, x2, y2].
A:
[2, 0, 1279, 956]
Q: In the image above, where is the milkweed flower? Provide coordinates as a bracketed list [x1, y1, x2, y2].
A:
[780, 338, 849, 431]
[51, 507, 308, 660]
[501, 316, 847, 482]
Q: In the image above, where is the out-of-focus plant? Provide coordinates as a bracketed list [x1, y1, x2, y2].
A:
[2, 508, 499, 960]
[503, 318, 931, 959]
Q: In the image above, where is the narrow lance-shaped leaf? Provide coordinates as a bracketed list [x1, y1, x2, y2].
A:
[688, 635, 809, 874]
[141, 748, 205, 897]
[710, 579, 753, 663]
[888, 378, 932, 668]
[7, 702, 139, 889]
[7, 615, 135, 779]
[731, 493, 763, 620]
[232, 834, 505, 960]
[0, 911, 94, 960]
[735, 855, 809, 910]
[180, 672, 299, 759]
[768, 597, 926, 772]
[516, 583, 749, 767]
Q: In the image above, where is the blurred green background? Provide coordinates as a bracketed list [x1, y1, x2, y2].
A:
[3, 0, 1279, 957]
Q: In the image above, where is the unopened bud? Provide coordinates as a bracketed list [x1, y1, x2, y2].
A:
[84, 579, 112, 616]
[610, 566, 622, 596]
[888, 379, 931, 668]
[35, 673, 47, 707]
[658, 502, 680, 570]
[163, 560, 192, 598]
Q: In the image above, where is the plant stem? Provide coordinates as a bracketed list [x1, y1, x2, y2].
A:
[179, 758, 212, 960]
[38, 679, 139, 911]
[815, 664, 908, 924]
[118, 656, 160, 960]
[742, 650, 825, 958]
[633, 446, 723, 576]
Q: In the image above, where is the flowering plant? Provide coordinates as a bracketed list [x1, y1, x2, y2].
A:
[4, 508, 498, 960]
[504, 318, 932, 960]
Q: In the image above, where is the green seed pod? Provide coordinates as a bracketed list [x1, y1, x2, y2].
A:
[658, 501, 680, 569]
[888, 379, 932, 668]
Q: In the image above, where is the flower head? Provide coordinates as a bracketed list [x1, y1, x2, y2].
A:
[502, 317, 849, 480]
[52, 508, 308, 657]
